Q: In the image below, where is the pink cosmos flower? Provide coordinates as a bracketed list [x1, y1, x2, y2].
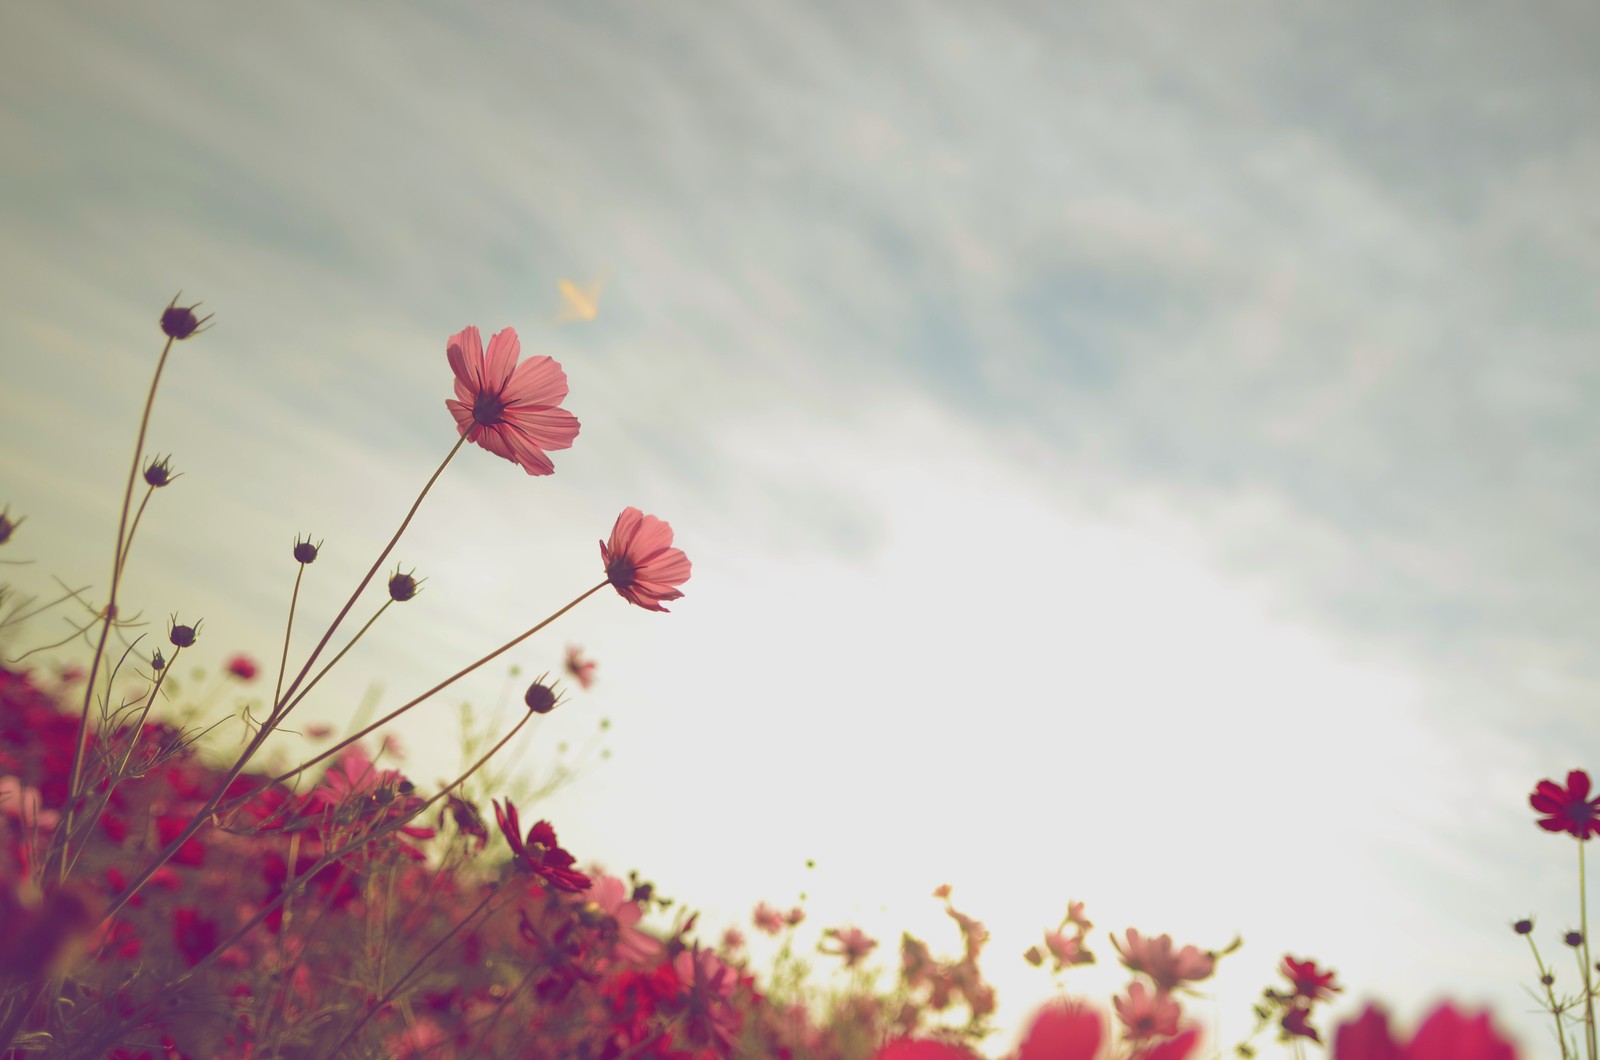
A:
[564, 645, 597, 689]
[224, 654, 259, 681]
[582, 873, 661, 963]
[1115, 981, 1183, 1041]
[445, 325, 579, 476]
[1333, 1003, 1519, 1060]
[600, 507, 691, 612]
[1530, 769, 1600, 840]
[1045, 930, 1094, 969]
[753, 901, 786, 935]
[877, 1041, 982, 1060]
[1112, 929, 1216, 991]
[821, 925, 879, 967]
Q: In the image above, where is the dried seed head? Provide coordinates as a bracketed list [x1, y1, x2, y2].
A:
[143, 455, 179, 488]
[160, 293, 212, 340]
[168, 617, 201, 648]
[524, 678, 560, 715]
[0, 506, 24, 545]
[293, 535, 321, 564]
[387, 568, 422, 602]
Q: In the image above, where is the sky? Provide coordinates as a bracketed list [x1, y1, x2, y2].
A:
[3, 1, 1599, 1055]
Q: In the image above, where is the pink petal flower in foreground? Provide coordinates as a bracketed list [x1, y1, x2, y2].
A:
[600, 507, 691, 612]
[492, 798, 591, 892]
[445, 325, 579, 476]
[1530, 769, 1600, 840]
[1010, 998, 1200, 1060]
[1333, 1003, 1519, 1060]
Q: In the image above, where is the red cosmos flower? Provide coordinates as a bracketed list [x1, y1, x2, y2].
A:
[172, 906, 218, 967]
[492, 799, 590, 892]
[1333, 1003, 1519, 1060]
[1282, 955, 1342, 1002]
[600, 507, 691, 612]
[445, 325, 580, 476]
[1530, 770, 1600, 840]
[564, 645, 597, 689]
[224, 653, 258, 681]
[1003, 998, 1199, 1060]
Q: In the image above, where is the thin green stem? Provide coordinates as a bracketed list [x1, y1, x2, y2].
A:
[245, 580, 608, 801]
[116, 484, 156, 576]
[273, 564, 306, 713]
[1525, 934, 1575, 1060]
[267, 600, 391, 728]
[327, 884, 506, 1055]
[61, 335, 176, 878]
[1583, 841, 1597, 1060]
[270, 435, 467, 718]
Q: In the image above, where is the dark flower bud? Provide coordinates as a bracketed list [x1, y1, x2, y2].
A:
[168, 617, 201, 648]
[1514, 918, 1534, 935]
[160, 293, 213, 340]
[1023, 945, 1043, 967]
[525, 679, 560, 715]
[387, 568, 422, 602]
[151, 648, 165, 671]
[0, 506, 24, 545]
[1567, 930, 1584, 948]
[143, 455, 179, 488]
[1542, 973, 1556, 986]
[293, 535, 321, 564]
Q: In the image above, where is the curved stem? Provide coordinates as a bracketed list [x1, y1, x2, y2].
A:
[116, 484, 156, 576]
[271, 435, 467, 717]
[272, 564, 306, 713]
[62, 335, 175, 878]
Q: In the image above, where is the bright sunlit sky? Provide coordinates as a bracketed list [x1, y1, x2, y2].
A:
[4, 2, 1600, 1055]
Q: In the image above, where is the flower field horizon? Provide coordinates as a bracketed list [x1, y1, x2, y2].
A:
[0, 302, 1569, 1057]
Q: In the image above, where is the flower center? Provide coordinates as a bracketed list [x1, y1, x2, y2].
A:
[606, 556, 637, 588]
[472, 390, 507, 425]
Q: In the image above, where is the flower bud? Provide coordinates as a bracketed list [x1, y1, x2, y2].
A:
[1514, 918, 1534, 935]
[524, 680, 559, 715]
[151, 648, 165, 671]
[293, 535, 321, 565]
[1567, 930, 1584, 948]
[160, 293, 212, 340]
[143, 455, 179, 487]
[387, 568, 421, 602]
[1542, 973, 1556, 986]
[168, 617, 201, 648]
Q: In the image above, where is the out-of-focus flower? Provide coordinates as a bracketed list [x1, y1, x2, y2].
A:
[822, 925, 879, 967]
[441, 794, 488, 850]
[445, 325, 579, 476]
[1065, 899, 1093, 932]
[673, 945, 743, 1050]
[564, 645, 597, 689]
[0, 776, 59, 833]
[172, 906, 218, 966]
[492, 799, 590, 892]
[1045, 930, 1095, 969]
[582, 874, 661, 963]
[600, 507, 691, 612]
[1332, 1003, 1518, 1060]
[1114, 981, 1182, 1041]
[1530, 770, 1600, 840]
[786, 905, 806, 927]
[1281, 955, 1342, 1002]
[1006, 998, 1199, 1060]
[753, 901, 786, 935]
[877, 1040, 982, 1060]
[1112, 929, 1216, 991]
[224, 654, 258, 681]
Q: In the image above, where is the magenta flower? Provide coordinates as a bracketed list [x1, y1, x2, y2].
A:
[224, 654, 259, 681]
[445, 325, 579, 476]
[821, 925, 879, 967]
[1332, 1003, 1518, 1059]
[601, 507, 692, 612]
[492, 798, 591, 892]
[1530, 769, 1600, 840]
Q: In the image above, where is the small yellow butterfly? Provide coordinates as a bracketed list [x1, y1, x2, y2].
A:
[555, 276, 605, 324]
